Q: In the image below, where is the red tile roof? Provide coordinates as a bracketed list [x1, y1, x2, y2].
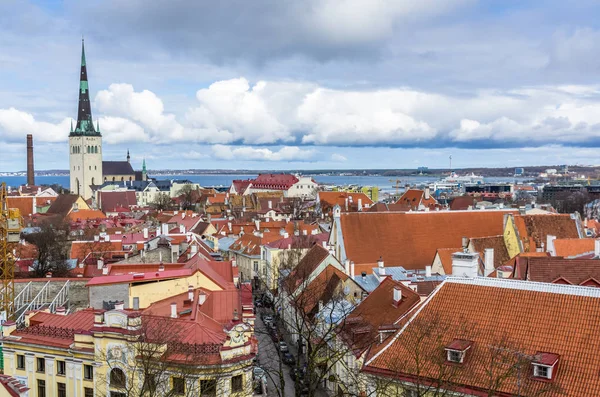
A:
[285, 244, 331, 293]
[339, 211, 515, 270]
[339, 277, 420, 356]
[252, 173, 299, 190]
[365, 278, 600, 396]
[98, 191, 137, 213]
[469, 235, 511, 269]
[513, 256, 600, 286]
[296, 264, 349, 316]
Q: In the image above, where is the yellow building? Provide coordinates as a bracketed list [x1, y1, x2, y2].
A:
[2, 285, 256, 397]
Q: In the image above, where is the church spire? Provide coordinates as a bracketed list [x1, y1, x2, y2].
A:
[127, 149, 130, 163]
[72, 38, 99, 136]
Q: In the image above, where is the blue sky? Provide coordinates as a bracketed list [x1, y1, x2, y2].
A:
[2, 0, 600, 171]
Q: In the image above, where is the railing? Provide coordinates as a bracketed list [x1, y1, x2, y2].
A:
[15, 281, 51, 327]
[11, 281, 32, 313]
[48, 280, 70, 314]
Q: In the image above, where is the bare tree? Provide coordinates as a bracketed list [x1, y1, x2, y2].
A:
[151, 192, 174, 211]
[23, 217, 71, 277]
[177, 184, 198, 211]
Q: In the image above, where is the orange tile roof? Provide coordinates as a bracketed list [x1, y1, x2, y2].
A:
[434, 248, 462, 275]
[514, 214, 581, 252]
[553, 238, 595, 257]
[339, 211, 515, 270]
[365, 278, 600, 396]
[67, 209, 106, 221]
[318, 192, 374, 211]
[395, 189, 438, 210]
[69, 240, 124, 262]
[469, 235, 511, 269]
[6, 196, 35, 217]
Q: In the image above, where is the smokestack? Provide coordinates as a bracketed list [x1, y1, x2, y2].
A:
[26, 134, 34, 186]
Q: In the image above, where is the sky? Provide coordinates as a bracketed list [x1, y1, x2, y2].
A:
[1, 0, 600, 171]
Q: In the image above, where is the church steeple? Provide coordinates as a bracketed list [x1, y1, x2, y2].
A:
[127, 149, 130, 163]
[72, 38, 99, 136]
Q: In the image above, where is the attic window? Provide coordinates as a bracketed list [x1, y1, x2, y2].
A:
[445, 339, 472, 364]
[532, 352, 559, 380]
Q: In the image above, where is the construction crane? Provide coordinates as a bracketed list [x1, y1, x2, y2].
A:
[389, 179, 402, 196]
[0, 182, 22, 320]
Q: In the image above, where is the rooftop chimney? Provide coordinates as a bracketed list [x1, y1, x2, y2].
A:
[188, 285, 194, 301]
[546, 235, 557, 256]
[425, 265, 432, 278]
[377, 256, 384, 268]
[170, 303, 177, 318]
[595, 239, 600, 258]
[357, 198, 363, 212]
[461, 237, 469, 252]
[393, 286, 402, 303]
[179, 224, 186, 234]
[268, 200, 272, 209]
[26, 134, 34, 186]
[344, 260, 350, 275]
[132, 297, 139, 310]
[198, 291, 207, 305]
[97, 259, 104, 270]
[451, 251, 479, 278]
[115, 301, 124, 311]
[484, 248, 495, 276]
[102, 266, 109, 275]
[350, 261, 355, 278]
[143, 228, 148, 239]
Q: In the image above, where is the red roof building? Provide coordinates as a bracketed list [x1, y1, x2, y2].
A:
[364, 277, 600, 396]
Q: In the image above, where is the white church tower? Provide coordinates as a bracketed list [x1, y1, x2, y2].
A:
[69, 39, 102, 200]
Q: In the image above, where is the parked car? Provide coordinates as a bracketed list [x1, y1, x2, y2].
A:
[253, 366, 266, 381]
[270, 329, 281, 342]
[279, 341, 289, 352]
[290, 367, 305, 382]
[282, 352, 295, 365]
[263, 315, 273, 326]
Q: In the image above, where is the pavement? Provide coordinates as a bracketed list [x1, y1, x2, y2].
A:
[254, 307, 329, 397]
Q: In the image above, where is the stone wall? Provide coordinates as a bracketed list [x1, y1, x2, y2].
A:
[14, 278, 90, 312]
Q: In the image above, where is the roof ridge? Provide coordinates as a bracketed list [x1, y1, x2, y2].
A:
[445, 276, 600, 297]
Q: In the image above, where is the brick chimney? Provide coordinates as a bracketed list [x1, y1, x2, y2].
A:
[26, 134, 34, 186]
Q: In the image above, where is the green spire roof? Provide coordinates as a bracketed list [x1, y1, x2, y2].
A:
[71, 38, 100, 137]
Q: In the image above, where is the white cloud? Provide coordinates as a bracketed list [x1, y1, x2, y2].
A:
[331, 153, 347, 162]
[0, 107, 70, 143]
[181, 150, 208, 160]
[95, 83, 183, 142]
[98, 116, 149, 144]
[211, 145, 315, 161]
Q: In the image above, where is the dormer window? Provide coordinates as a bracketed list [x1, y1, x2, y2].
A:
[445, 339, 472, 364]
[532, 352, 559, 380]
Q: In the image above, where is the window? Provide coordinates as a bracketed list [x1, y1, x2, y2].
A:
[172, 377, 185, 394]
[57, 360, 66, 375]
[110, 368, 126, 388]
[253, 261, 259, 272]
[57, 382, 66, 397]
[533, 364, 551, 379]
[231, 375, 243, 393]
[37, 380, 46, 397]
[201, 379, 217, 396]
[446, 350, 464, 363]
[84, 388, 94, 397]
[84, 364, 94, 380]
[37, 357, 45, 373]
[403, 389, 418, 397]
[16, 354, 25, 370]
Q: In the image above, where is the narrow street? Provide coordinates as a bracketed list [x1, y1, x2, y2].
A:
[255, 313, 296, 397]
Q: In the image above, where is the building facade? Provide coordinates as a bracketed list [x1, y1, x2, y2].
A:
[69, 40, 102, 200]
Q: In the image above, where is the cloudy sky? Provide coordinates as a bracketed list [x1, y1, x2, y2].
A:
[1, 0, 600, 172]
